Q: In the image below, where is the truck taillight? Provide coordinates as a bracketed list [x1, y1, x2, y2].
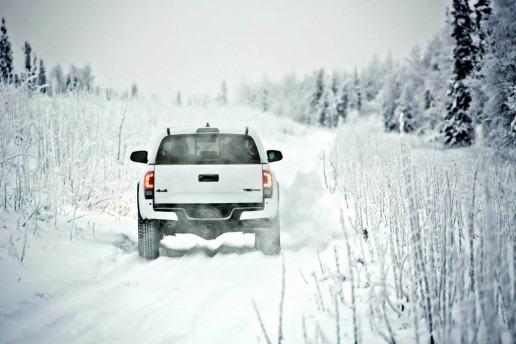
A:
[144, 172, 154, 199]
[263, 171, 273, 198]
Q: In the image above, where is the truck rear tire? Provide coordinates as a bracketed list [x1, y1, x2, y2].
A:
[138, 213, 160, 259]
[259, 216, 281, 255]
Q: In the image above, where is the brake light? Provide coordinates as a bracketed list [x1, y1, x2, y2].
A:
[263, 171, 272, 188]
[144, 172, 154, 189]
[263, 171, 273, 198]
[144, 172, 154, 199]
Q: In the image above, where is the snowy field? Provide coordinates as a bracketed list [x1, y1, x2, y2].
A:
[1, 89, 515, 343]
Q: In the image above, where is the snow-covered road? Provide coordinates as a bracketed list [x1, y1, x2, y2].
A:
[1, 123, 346, 343]
[2, 226, 317, 343]
[4, 108, 509, 344]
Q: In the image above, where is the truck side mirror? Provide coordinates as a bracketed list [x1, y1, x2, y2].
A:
[267, 150, 283, 163]
[130, 150, 148, 164]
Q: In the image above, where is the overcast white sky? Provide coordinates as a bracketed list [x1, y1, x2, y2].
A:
[1, 0, 449, 97]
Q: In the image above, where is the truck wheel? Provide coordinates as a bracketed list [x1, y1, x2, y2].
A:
[260, 216, 281, 255]
[138, 212, 160, 259]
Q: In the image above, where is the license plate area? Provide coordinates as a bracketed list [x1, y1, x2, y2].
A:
[191, 208, 223, 219]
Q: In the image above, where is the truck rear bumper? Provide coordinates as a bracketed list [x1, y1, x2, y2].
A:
[139, 193, 278, 222]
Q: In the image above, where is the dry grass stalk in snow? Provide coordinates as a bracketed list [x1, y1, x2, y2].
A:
[316, 121, 516, 343]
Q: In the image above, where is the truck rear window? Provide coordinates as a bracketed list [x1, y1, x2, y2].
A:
[155, 134, 261, 164]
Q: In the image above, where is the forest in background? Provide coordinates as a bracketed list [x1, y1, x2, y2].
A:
[236, 0, 515, 156]
[0, 0, 514, 156]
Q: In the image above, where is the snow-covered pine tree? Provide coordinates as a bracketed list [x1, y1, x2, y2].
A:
[279, 72, 311, 123]
[37, 59, 47, 93]
[309, 69, 325, 124]
[351, 68, 362, 112]
[329, 72, 340, 126]
[362, 54, 383, 102]
[22, 41, 35, 87]
[474, 0, 492, 57]
[31, 53, 37, 80]
[262, 87, 269, 113]
[66, 65, 94, 91]
[23, 42, 31, 71]
[49, 64, 66, 94]
[261, 77, 270, 113]
[67, 65, 78, 90]
[330, 72, 339, 96]
[82, 65, 93, 91]
[381, 69, 402, 132]
[317, 85, 337, 128]
[396, 47, 425, 133]
[470, 0, 492, 124]
[0, 17, 14, 83]
[443, 0, 476, 147]
[481, 0, 516, 149]
[422, 13, 455, 133]
[336, 81, 349, 123]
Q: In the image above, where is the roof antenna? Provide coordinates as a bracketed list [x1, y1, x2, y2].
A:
[206, 122, 210, 127]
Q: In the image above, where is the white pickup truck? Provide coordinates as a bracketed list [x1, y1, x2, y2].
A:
[130, 124, 283, 259]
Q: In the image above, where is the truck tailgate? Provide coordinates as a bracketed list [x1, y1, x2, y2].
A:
[153, 164, 263, 204]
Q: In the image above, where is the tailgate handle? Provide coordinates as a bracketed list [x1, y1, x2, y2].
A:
[198, 174, 219, 182]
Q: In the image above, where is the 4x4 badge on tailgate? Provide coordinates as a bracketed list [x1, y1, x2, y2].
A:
[243, 188, 261, 192]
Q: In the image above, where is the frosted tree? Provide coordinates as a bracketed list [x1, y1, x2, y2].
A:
[0, 17, 14, 83]
[470, 0, 492, 123]
[474, 0, 492, 58]
[351, 68, 362, 112]
[49, 64, 66, 93]
[329, 72, 341, 125]
[32, 54, 37, 79]
[37, 59, 47, 93]
[443, 0, 476, 147]
[262, 87, 269, 113]
[176, 92, 182, 106]
[274, 72, 311, 122]
[309, 69, 325, 124]
[481, 0, 516, 148]
[22, 41, 37, 89]
[381, 69, 401, 132]
[396, 47, 425, 133]
[316, 85, 337, 128]
[260, 77, 270, 113]
[362, 54, 383, 102]
[23, 42, 35, 75]
[67, 65, 79, 90]
[67, 65, 94, 91]
[80, 65, 94, 91]
[330, 72, 339, 96]
[421, 24, 454, 132]
[237, 81, 259, 108]
[23, 42, 32, 72]
[336, 81, 349, 123]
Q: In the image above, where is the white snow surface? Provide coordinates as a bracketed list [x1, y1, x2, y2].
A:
[0, 108, 348, 343]
[3, 104, 513, 344]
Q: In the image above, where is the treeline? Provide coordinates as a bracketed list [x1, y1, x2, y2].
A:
[237, 0, 515, 151]
[0, 17, 137, 98]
